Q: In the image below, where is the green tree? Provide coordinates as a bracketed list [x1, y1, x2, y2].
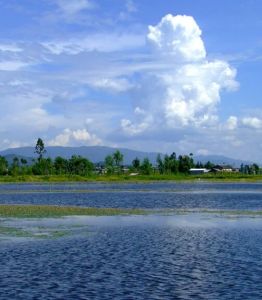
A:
[35, 138, 46, 162]
[113, 150, 124, 174]
[105, 155, 114, 174]
[163, 154, 172, 174]
[178, 155, 194, 174]
[140, 158, 153, 175]
[204, 161, 214, 169]
[157, 152, 178, 174]
[54, 156, 68, 175]
[20, 158, 28, 175]
[251, 163, 260, 175]
[20, 158, 27, 165]
[195, 161, 204, 168]
[10, 157, 20, 176]
[32, 158, 53, 175]
[0, 156, 8, 175]
[68, 155, 93, 176]
[169, 152, 178, 174]
[132, 157, 140, 171]
[156, 154, 164, 174]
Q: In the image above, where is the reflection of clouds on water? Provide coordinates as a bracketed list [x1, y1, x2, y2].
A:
[1, 214, 262, 242]
[166, 214, 262, 229]
[1, 214, 262, 299]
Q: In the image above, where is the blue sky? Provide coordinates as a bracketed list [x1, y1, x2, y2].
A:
[0, 0, 262, 161]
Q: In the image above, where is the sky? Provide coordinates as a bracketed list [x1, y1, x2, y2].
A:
[0, 0, 262, 161]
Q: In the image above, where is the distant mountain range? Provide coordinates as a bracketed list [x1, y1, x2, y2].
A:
[0, 146, 256, 167]
[193, 155, 255, 168]
[2, 154, 35, 166]
[0, 146, 160, 166]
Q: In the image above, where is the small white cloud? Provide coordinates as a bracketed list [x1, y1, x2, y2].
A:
[0, 44, 23, 53]
[56, 0, 93, 15]
[119, 0, 137, 21]
[48, 128, 102, 146]
[0, 139, 28, 150]
[121, 118, 151, 136]
[223, 135, 243, 147]
[242, 117, 262, 129]
[134, 107, 146, 115]
[85, 118, 93, 125]
[196, 149, 210, 155]
[88, 77, 133, 92]
[225, 116, 238, 130]
[8, 80, 32, 86]
[126, 0, 137, 13]
[0, 60, 29, 71]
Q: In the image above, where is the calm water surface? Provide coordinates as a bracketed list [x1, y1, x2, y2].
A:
[1, 182, 262, 299]
[1, 181, 262, 209]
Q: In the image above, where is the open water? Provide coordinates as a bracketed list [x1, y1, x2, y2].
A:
[1, 182, 262, 299]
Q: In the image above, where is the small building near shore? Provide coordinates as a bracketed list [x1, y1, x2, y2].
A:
[210, 165, 233, 173]
[190, 168, 210, 175]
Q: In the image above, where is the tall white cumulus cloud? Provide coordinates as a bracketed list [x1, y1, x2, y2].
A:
[122, 14, 238, 134]
[147, 14, 206, 62]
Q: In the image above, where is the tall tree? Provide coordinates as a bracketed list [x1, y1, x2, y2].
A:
[140, 158, 153, 175]
[0, 156, 8, 175]
[113, 150, 124, 174]
[113, 150, 124, 167]
[132, 157, 140, 171]
[204, 161, 214, 169]
[105, 155, 114, 174]
[156, 154, 164, 174]
[251, 163, 260, 175]
[10, 157, 19, 176]
[169, 152, 178, 174]
[20, 158, 28, 175]
[163, 155, 171, 174]
[178, 155, 194, 174]
[35, 138, 46, 162]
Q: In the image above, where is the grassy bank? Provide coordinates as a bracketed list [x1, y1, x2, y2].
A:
[0, 173, 262, 183]
[0, 205, 145, 218]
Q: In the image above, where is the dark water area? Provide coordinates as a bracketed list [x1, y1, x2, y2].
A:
[1, 215, 262, 299]
[1, 182, 262, 210]
[1, 182, 262, 299]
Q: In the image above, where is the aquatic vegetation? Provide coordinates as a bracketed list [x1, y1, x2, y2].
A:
[0, 225, 31, 237]
[0, 224, 73, 239]
[0, 205, 145, 218]
[1, 204, 262, 219]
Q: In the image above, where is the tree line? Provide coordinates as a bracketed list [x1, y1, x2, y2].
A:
[0, 138, 260, 176]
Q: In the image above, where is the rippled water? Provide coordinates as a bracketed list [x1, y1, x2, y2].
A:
[1, 182, 262, 299]
[1, 182, 262, 209]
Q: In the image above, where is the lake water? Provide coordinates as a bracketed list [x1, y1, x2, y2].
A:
[1, 182, 262, 299]
[1, 181, 262, 210]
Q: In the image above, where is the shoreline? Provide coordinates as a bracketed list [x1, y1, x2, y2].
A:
[0, 174, 262, 184]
